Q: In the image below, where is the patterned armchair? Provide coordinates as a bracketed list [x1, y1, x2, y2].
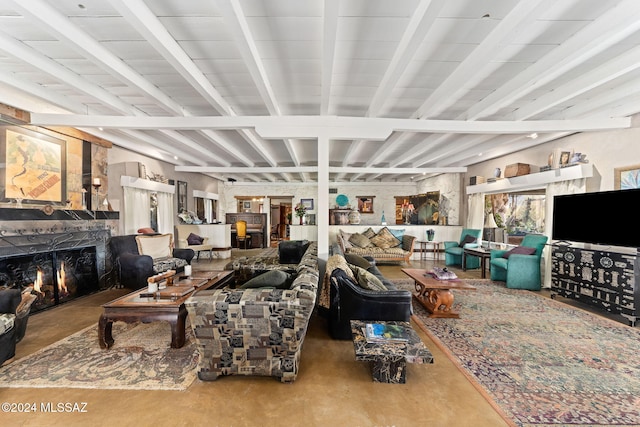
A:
[443, 228, 482, 269]
[186, 242, 318, 383]
[490, 234, 548, 290]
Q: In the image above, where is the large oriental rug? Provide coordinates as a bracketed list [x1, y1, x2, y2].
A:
[397, 279, 640, 427]
[0, 322, 198, 390]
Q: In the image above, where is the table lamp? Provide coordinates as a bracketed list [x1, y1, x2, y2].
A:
[484, 213, 498, 249]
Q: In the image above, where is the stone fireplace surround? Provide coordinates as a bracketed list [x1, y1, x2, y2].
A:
[0, 208, 119, 311]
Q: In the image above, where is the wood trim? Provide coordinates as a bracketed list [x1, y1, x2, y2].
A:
[0, 103, 112, 147]
[0, 103, 31, 123]
[43, 126, 112, 148]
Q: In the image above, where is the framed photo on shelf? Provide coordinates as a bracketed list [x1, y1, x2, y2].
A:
[614, 164, 640, 189]
[357, 196, 374, 213]
[301, 198, 314, 210]
[1, 126, 66, 204]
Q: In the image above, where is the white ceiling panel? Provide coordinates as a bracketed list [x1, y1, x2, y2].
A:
[0, 0, 638, 182]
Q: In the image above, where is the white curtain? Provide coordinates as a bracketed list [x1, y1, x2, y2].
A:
[123, 186, 151, 234]
[542, 178, 587, 287]
[204, 199, 213, 223]
[156, 191, 174, 234]
[467, 192, 485, 231]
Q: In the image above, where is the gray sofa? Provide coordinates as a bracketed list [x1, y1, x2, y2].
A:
[185, 241, 319, 382]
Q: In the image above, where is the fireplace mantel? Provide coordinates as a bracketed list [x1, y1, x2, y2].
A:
[0, 207, 118, 222]
[0, 208, 120, 291]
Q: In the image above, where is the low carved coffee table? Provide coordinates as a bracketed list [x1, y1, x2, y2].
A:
[350, 320, 433, 384]
[402, 268, 476, 319]
[98, 270, 233, 349]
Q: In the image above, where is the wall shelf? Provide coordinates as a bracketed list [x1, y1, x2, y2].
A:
[466, 163, 593, 194]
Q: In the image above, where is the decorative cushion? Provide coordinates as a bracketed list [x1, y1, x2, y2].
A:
[152, 257, 188, 274]
[349, 264, 387, 291]
[0, 313, 15, 335]
[135, 234, 173, 259]
[279, 240, 310, 264]
[339, 230, 353, 249]
[349, 233, 372, 248]
[187, 233, 204, 245]
[137, 227, 157, 234]
[370, 227, 401, 249]
[344, 253, 372, 269]
[240, 270, 292, 289]
[502, 246, 537, 258]
[326, 254, 356, 280]
[459, 234, 477, 247]
[362, 228, 376, 239]
[389, 228, 405, 240]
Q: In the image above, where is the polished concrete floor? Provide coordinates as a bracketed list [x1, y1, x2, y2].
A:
[2, 251, 513, 427]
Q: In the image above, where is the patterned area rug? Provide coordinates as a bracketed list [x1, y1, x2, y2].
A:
[395, 279, 640, 427]
[0, 322, 198, 390]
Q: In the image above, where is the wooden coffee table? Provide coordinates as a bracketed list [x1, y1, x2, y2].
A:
[402, 268, 476, 319]
[98, 270, 233, 349]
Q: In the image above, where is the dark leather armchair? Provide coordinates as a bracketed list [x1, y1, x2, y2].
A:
[329, 266, 412, 340]
[109, 235, 194, 289]
[1, 288, 22, 366]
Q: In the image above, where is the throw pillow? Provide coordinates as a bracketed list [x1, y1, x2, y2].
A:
[459, 234, 477, 247]
[135, 234, 173, 259]
[370, 227, 401, 249]
[240, 270, 291, 289]
[349, 233, 372, 248]
[137, 227, 157, 234]
[339, 230, 353, 249]
[187, 232, 204, 245]
[344, 253, 372, 269]
[362, 227, 376, 239]
[349, 264, 387, 291]
[326, 254, 356, 280]
[502, 246, 537, 258]
[388, 228, 405, 241]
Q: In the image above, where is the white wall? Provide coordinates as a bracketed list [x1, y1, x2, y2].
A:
[107, 146, 220, 215]
[465, 114, 640, 193]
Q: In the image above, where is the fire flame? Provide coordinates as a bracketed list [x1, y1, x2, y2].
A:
[33, 269, 43, 293]
[57, 262, 68, 294]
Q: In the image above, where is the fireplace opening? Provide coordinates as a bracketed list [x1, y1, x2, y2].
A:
[0, 247, 99, 313]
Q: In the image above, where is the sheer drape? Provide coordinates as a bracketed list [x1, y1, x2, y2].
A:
[542, 178, 587, 287]
[204, 199, 213, 223]
[123, 186, 151, 234]
[156, 191, 174, 234]
[467, 193, 485, 230]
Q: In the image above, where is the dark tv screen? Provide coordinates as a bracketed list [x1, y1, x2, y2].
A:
[552, 188, 640, 248]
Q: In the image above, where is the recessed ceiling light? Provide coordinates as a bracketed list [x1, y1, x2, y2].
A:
[528, 132, 538, 139]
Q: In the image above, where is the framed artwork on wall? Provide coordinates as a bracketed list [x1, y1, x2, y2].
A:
[357, 196, 375, 213]
[301, 198, 314, 210]
[1, 126, 66, 204]
[614, 164, 640, 189]
[177, 180, 187, 213]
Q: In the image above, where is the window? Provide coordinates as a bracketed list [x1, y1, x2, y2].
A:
[486, 191, 545, 237]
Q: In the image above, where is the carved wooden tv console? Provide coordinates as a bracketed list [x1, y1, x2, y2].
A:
[550, 244, 639, 326]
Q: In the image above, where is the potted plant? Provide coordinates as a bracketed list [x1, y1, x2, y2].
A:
[294, 203, 307, 225]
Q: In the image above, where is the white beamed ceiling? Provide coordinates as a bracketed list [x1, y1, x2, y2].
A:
[0, 0, 639, 183]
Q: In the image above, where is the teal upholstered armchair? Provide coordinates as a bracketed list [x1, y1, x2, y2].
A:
[443, 228, 482, 269]
[489, 234, 548, 290]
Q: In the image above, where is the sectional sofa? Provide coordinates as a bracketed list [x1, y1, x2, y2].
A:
[185, 241, 318, 382]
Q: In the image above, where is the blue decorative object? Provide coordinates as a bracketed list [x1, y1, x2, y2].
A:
[336, 194, 349, 207]
[426, 229, 435, 241]
[381, 210, 387, 225]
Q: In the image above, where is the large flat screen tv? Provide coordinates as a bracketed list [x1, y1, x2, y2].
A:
[552, 188, 640, 248]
